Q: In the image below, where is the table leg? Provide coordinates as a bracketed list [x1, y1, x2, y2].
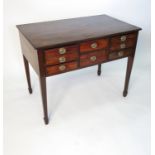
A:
[97, 64, 102, 76]
[39, 76, 49, 124]
[23, 55, 32, 94]
[123, 56, 134, 97]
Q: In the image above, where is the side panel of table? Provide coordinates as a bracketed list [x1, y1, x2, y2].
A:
[19, 32, 49, 124]
[19, 32, 40, 75]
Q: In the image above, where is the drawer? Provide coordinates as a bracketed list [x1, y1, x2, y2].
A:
[111, 33, 137, 42]
[80, 50, 107, 67]
[108, 49, 134, 60]
[110, 33, 137, 51]
[45, 45, 78, 65]
[80, 38, 109, 53]
[46, 61, 78, 76]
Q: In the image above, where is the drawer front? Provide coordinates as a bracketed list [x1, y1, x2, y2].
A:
[108, 49, 134, 60]
[111, 33, 137, 42]
[45, 45, 78, 65]
[80, 38, 109, 53]
[46, 61, 78, 76]
[110, 33, 137, 51]
[80, 50, 107, 67]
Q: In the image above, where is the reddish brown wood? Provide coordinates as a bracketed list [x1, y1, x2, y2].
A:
[23, 55, 32, 94]
[111, 33, 137, 42]
[45, 45, 78, 53]
[110, 37, 136, 51]
[108, 49, 134, 60]
[46, 61, 78, 76]
[80, 50, 107, 67]
[45, 49, 78, 65]
[80, 38, 109, 53]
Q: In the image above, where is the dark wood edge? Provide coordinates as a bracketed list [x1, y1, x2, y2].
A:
[37, 50, 46, 77]
[132, 31, 139, 56]
[77, 44, 80, 68]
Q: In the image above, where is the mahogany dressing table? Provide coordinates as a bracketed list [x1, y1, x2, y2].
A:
[17, 15, 141, 124]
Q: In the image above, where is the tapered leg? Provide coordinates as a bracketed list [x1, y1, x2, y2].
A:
[97, 64, 102, 76]
[123, 56, 134, 97]
[39, 76, 49, 124]
[23, 55, 32, 94]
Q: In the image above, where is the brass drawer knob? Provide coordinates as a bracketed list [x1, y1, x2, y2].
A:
[59, 65, 66, 71]
[59, 48, 66, 54]
[109, 53, 113, 59]
[90, 56, 97, 62]
[120, 35, 126, 41]
[91, 43, 98, 49]
[118, 51, 124, 57]
[59, 57, 66, 63]
[120, 43, 126, 49]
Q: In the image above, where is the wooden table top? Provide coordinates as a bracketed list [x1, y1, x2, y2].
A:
[17, 14, 141, 49]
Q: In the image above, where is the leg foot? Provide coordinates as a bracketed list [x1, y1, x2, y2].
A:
[44, 117, 49, 125]
[97, 64, 102, 76]
[28, 87, 33, 94]
[123, 90, 128, 97]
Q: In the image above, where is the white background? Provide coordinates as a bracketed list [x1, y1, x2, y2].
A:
[3, 0, 151, 155]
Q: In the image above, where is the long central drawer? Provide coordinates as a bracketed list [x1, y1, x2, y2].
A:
[80, 38, 109, 53]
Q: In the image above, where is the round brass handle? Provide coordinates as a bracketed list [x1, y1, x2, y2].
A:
[91, 43, 98, 49]
[120, 36, 126, 41]
[120, 43, 126, 49]
[90, 56, 97, 62]
[118, 51, 124, 57]
[59, 48, 66, 54]
[59, 57, 66, 63]
[59, 65, 66, 71]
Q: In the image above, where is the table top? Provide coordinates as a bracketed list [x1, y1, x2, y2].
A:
[17, 14, 141, 49]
